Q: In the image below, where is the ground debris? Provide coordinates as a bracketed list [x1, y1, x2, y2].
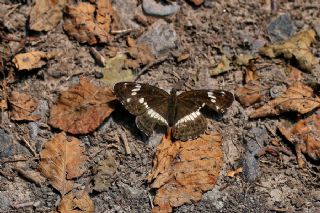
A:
[29, 0, 67, 31]
[13, 51, 56, 71]
[147, 132, 223, 213]
[235, 81, 270, 107]
[249, 82, 320, 118]
[93, 155, 117, 192]
[56, 191, 94, 213]
[38, 132, 87, 195]
[9, 91, 40, 121]
[278, 113, 320, 167]
[49, 78, 116, 134]
[211, 55, 232, 76]
[260, 29, 317, 73]
[63, 0, 119, 45]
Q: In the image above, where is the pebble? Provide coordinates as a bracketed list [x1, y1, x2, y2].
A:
[267, 13, 296, 42]
[143, 0, 180, 17]
[137, 19, 177, 57]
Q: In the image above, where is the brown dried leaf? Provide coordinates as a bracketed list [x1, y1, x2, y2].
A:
[278, 114, 320, 167]
[260, 29, 318, 72]
[235, 81, 270, 107]
[58, 191, 94, 213]
[29, 0, 67, 31]
[13, 51, 55, 71]
[63, 0, 118, 45]
[126, 42, 156, 69]
[226, 167, 243, 177]
[250, 83, 320, 118]
[39, 133, 87, 195]
[9, 91, 40, 121]
[49, 78, 116, 134]
[147, 132, 223, 213]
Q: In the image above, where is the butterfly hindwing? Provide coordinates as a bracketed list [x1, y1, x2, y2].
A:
[113, 82, 170, 131]
[177, 90, 234, 114]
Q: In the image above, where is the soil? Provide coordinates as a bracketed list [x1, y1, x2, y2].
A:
[1, 0, 320, 213]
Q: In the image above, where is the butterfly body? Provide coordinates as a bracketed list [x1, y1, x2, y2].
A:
[114, 82, 234, 141]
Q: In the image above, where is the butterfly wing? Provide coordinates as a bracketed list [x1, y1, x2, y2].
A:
[172, 90, 234, 141]
[114, 82, 170, 135]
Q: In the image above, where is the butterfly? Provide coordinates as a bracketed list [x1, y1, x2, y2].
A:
[113, 82, 234, 141]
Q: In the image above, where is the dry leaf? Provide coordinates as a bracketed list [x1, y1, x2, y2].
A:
[9, 91, 40, 121]
[176, 52, 190, 62]
[49, 78, 116, 134]
[39, 133, 87, 195]
[278, 114, 320, 167]
[211, 55, 232, 76]
[147, 132, 223, 213]
[260, 29, 318, 72]
[58, 191, 94, 213]
[102, 54, 134, 86]
[13, 51, 55, 70]
[126, 42, 156, 69]
[235, 81, 270, 107]
[250, 82, 320, 118]
[29, 0, 67, 31]
[286, 65, 303, 84]
[63, 0, 118, 45]
[226, 167, 243, 177]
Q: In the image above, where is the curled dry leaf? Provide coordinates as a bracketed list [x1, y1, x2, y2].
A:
[147, 132, 223, 213]
[63, 0, 119, 45]
[29, 0, 67, 31]
[49, 78, 116, 134]
[278, 114, 320, 168]
[9, 91, 40, 121]
[226, 167, 243, 178]
[235, 81, 270, 107]
[211, 55, 232, 76]
[39, 133, 87, 195]
[58, 191, 94, 213]
[250, 82, 320, 118]
[260, 29, 318, 72]
[13, 51, 55, 71]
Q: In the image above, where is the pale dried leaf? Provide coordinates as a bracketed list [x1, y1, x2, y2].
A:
[13, 51, 55, 70]
[235, 81, 270, 107]
[260, 29, 318, 72]
[39, 133, 87, 195]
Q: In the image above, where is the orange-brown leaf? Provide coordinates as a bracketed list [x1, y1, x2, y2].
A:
[63, 0, 119, 45]
[13, 51, 55, 71]
[9, 91, 41, 121]
[235, 81, 270, 107]
[250, 83, 320, 118]
[58, 191, 94, 213]
[278, 114, 320, 167]
[147, 132, 223, 213]
[29, 0, 67, 31]
[49, 78, 116, 134]
[39, 133, 87, 195]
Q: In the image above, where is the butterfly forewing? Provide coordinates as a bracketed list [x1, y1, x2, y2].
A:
[113, 82, 170, 134]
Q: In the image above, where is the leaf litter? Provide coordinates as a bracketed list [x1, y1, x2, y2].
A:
[147, 132, 224, 213]
[13, 51, 56, 71]
[249, 82, 320, 118]
[38, 132, 87, 195]
[278, 113, 320, 168]
[56, 190, 94, 213]
[49, 78, 116, 134]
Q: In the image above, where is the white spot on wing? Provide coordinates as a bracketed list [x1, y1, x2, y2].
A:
[138, 98, 144, 103]
[211, 99, 216, 103]
[126, 98, 131, 102]
[132, 88, 140, 92]
[147, 109, 168, 125]
[131, 92, 137, 96]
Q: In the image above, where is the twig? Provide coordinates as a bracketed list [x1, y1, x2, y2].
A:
[89, 47, 106, 67]
[148, 192, 154, 209]
[119, 129, 131, 155]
